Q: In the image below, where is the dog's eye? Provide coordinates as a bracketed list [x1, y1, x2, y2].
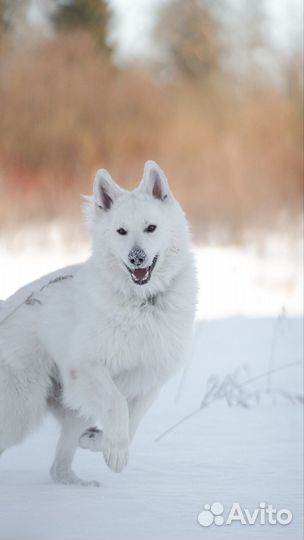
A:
[117, 228, 127, 235]
[145, 224, 157, 233]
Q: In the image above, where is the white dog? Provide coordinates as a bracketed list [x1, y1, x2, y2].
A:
[0, 161, 197, 486]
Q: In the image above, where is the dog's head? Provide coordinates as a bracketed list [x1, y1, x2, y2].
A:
[86, 161, 191, 298]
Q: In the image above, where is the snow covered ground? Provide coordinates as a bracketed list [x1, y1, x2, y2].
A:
[0, 226, 303, 540]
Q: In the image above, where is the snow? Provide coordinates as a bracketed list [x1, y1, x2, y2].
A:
[0, 227, 303, 539]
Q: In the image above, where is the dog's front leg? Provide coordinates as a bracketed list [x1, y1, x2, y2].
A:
[49, 401, 99, 486]
[63, 362, 130, 473]
[79, 389, 158, 452]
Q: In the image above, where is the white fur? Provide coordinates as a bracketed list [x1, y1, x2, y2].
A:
[0, 161, 197, 485]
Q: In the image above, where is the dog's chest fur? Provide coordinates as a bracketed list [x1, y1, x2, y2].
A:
[100, 309, 183, 401]
[97, 291, 189, 378]
[35, 258, 195, 401]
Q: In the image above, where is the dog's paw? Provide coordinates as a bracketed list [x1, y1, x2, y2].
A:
[50, 465, 100, 487]
[79, 427, 103, 452]
[102, 435, 129, 473]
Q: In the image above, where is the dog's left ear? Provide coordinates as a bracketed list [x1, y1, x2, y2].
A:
[139, 161, 170, 202]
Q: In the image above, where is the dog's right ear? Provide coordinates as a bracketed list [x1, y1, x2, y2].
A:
[93, 169, 122, 211]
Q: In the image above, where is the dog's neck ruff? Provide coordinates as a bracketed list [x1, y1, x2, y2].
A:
[141, 294, 157, 307]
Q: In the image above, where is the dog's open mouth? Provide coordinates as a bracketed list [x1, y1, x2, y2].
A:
[126, 256, 158, 285]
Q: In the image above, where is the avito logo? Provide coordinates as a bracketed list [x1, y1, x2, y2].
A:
[198, 502, 293, 527]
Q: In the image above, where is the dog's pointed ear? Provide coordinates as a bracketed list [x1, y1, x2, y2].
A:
[140, 161, 170, 202]
[93, 169, 122, 210]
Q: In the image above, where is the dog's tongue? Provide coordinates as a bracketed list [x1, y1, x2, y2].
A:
[133, 268, 148, 281]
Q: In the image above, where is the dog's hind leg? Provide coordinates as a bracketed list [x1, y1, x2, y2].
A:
[0, 347, 50, 453]
[49, 402, 100, 487]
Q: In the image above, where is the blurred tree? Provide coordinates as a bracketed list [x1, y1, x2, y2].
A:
[156, 0, 224, 83]
[51, 0, 110, 52]
[231, 0, 270, 83]
[155, 0, 278, 92]
[0, 0, 29, 39]
[0, 0, 11, 35]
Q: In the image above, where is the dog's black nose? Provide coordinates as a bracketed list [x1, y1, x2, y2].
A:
[128, 246, 147, 267]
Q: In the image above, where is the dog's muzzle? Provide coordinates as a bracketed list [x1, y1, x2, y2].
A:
[125, 255, 158, 285]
